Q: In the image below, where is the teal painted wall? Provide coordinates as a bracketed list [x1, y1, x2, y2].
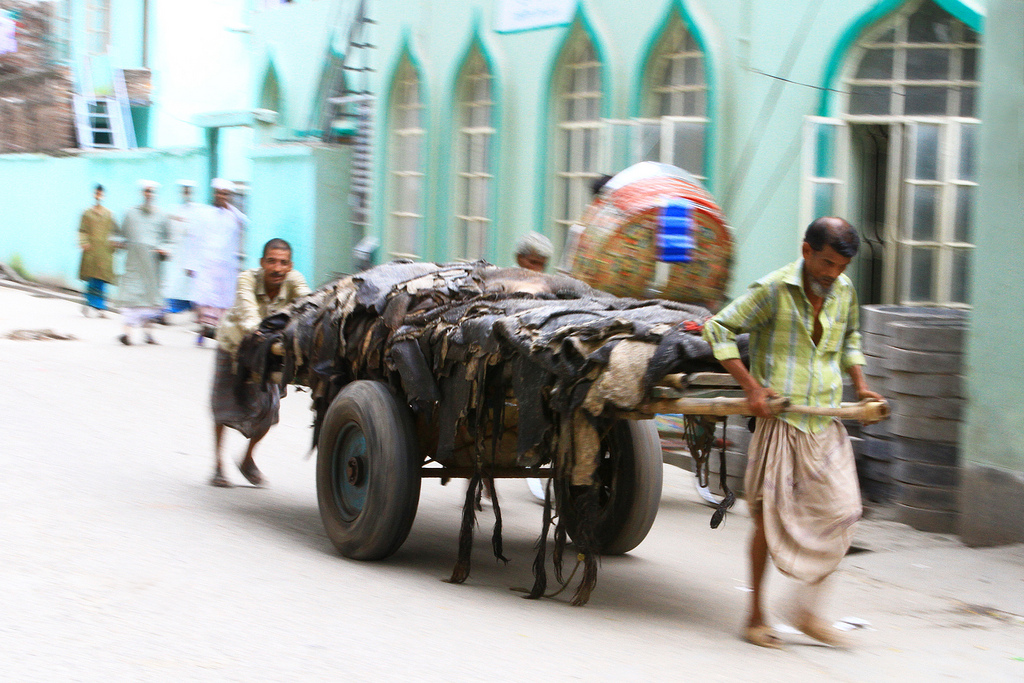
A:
[247, 0, 918, 280]
[249, 146, 318, 283]
[313, 145, 354, 285]
[249, 0, 338, 136]
[0, 155, 88, 285]
[248, 145, 352, 289]
[963, 0, 1024, 473]
[0, 149, 207, 289]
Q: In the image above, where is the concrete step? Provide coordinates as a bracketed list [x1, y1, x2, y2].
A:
[895, 502, 959, 534]
[895, 482, 959, 512]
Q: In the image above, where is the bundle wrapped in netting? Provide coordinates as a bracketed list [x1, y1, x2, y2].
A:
[236, 259, 724, 604]
[567, 162, 733, 310]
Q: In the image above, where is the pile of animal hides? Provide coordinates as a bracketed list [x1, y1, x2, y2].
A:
[237, 260, 731, 605]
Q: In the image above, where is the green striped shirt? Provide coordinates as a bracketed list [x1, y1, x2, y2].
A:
[702, 259, 866, 433]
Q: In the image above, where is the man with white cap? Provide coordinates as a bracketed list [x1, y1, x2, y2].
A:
[514, 231, 553, 272]
[113, 180, 171, 345]
[162, 179, 201, 315]
[186, 178, 247, 344]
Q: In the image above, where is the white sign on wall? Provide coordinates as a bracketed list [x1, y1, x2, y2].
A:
[495, 0, 576, 33]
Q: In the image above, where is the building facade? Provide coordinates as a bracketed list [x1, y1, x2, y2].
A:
[3, 0, 1022, 544]
[0, 0, 251, 287]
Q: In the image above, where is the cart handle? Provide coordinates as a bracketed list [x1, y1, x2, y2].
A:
[620, 397, 890, 423]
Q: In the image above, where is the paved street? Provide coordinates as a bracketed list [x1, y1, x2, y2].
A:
[1, 282, 1022, 682]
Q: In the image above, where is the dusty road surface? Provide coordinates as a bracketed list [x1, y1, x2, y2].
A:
[1, 284, 1022, 681]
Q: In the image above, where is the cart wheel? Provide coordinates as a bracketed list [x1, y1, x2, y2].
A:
[316, 380, 421, 560]
[561, 419, 663, 555]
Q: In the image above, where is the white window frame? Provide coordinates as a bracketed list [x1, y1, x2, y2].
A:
[387, 59, 424, 259]
[845, 0, 980, 119]
[85, 0, 111, 56]
[800, 116, 851, 243]
[454, 51, 494, 261]
[635, 14, 709, 180]
[553, 37, 603, 254]
[898, 117, 977, 306]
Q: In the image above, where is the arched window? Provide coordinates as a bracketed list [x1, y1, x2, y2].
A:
[553, 29, 603, 249]
[454, 48, 494, 261]
[638, 14, 708, 179]
[806, 0, 979, 306]
[387, 56, 425, 258]
[846, 0, 979, 117]
[258, 65, 283, 143]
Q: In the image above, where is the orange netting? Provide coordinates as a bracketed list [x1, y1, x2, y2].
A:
[569, 171, 733, 310]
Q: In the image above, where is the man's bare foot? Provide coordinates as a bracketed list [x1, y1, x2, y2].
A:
[796, 615, 851, 647]
[743, 624, 785, 649]
[209, 471, 232, 487]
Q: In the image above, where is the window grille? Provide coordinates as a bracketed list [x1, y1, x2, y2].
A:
[824, 0, 980, 307]
[634, 17, 708, 180]
[846, 0, 979, 118]
[85, 0, 110, 56]
[388, 58, 424, 258]
[454, 49, 494, 261]
[553, 35, 603, 249]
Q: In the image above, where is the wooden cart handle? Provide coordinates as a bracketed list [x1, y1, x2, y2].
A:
[622, 397, 890, 423]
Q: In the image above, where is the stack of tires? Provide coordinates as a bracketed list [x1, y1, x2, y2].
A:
[861, 305, 968, 533]
[857, 307, 899, 502]
[887, 318, 968, 533]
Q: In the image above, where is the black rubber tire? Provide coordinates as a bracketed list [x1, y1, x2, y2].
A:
[316, 380, 421, 560]
[561, 419, 663, 555]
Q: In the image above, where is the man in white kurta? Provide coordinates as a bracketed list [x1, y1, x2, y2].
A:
[115, 180, 171, 345]
[187, 178, 247, 344]
[162, 180, 203, 313]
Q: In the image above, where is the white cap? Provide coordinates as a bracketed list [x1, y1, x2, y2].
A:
[176, 179, 197, 188]
[514, 231, 553, 260]
[211, 178, 235, 192]
[138, 179, 160, 190]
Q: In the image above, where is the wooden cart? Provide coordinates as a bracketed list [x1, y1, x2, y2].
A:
[311, 365, 889, 561]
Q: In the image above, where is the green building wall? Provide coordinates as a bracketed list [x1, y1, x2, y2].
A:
[5, 0, 1021, 544]
[0, 149, 207, 289]
[252, 0, 925, 284]
[248, 144, 353, 288]
[960, 0, 1024, 545]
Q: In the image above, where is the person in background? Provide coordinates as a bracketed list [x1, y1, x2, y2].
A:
[78, 184, 117, 318]
[702, 217, 883, 649]
[113, 180, 170, 345]
[162, 179, 201, 317]
[187, 178, 246, 345]
[514, 231, 553, 272]
[209, 238, 310, 487]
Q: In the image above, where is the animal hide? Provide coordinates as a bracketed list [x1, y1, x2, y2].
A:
[236, 260, 725, 604]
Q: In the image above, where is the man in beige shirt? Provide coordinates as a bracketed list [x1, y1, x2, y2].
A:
[209, 238, 310, 487]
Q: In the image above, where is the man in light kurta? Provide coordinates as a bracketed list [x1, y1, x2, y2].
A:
[114, 180, 171, 345]
[702, 217, 883, 649]
[209, 238, 310, 487]
[77, 184, 117, 317]
[162, 180, 202, 314]
[187, 178, 246, 345]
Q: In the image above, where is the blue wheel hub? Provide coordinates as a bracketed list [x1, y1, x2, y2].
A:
[333, 424, 368, 522]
